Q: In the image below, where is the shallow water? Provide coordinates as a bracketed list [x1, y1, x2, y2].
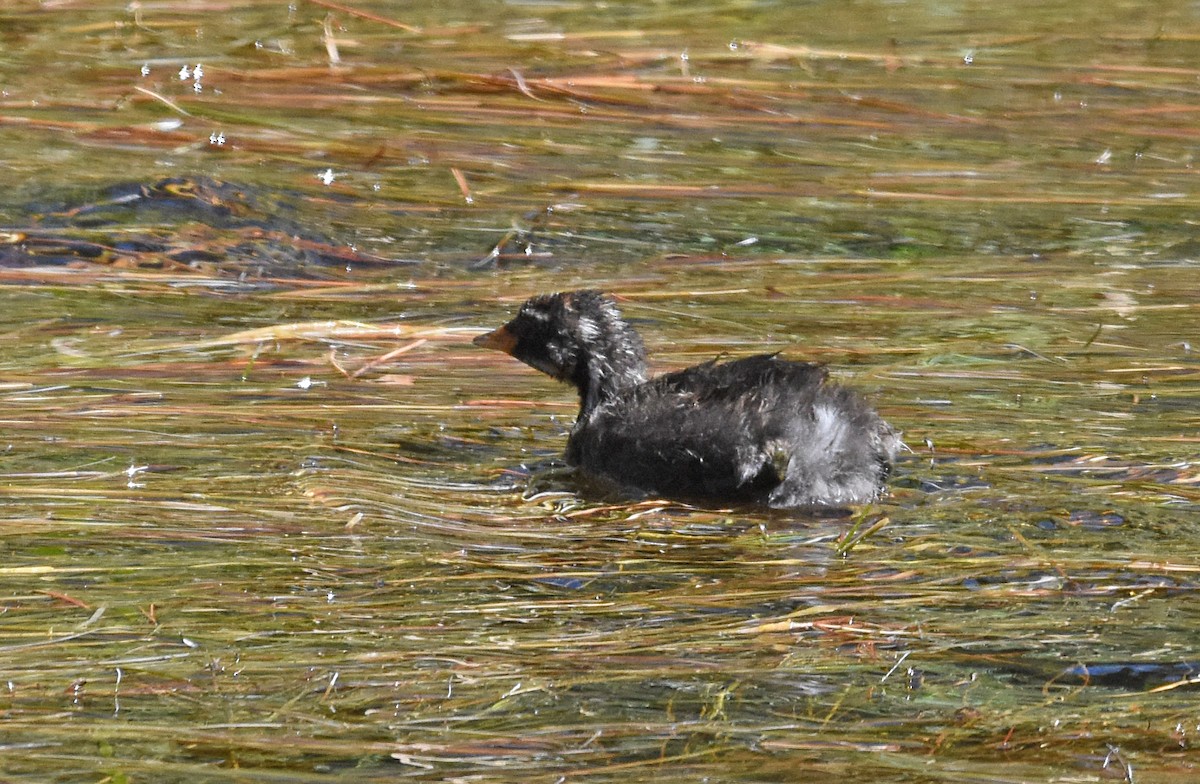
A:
[1, 1, 1198, 782]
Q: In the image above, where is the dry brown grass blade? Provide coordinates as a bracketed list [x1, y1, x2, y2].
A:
[450, 167, 474, 204]
[348, 338, 429, 378]
[149, 321, 477, 351]
[307, 0, 422, 32]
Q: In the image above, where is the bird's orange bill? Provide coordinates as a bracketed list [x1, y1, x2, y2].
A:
[473, 325, 517, 354]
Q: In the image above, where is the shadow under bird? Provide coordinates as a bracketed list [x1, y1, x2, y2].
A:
[474, 290, 900, 509]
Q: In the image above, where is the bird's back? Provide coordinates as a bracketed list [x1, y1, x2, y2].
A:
[566, 354, 898, 508]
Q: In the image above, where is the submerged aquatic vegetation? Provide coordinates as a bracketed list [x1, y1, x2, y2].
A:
[0, 1, 1197, 782]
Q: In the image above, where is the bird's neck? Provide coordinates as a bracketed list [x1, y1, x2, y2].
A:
[573, 342, 647, 418]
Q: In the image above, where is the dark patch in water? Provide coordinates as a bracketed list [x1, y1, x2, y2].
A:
[1057, 662, 1200, 690]
[1, 176, 413, 279]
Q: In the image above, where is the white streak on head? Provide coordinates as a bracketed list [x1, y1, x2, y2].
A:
[576, 314, 600, 342]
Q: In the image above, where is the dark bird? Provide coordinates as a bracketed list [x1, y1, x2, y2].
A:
[473, 290, 900, 508]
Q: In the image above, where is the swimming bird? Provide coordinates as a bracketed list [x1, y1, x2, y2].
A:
[474, 290, 899, 508]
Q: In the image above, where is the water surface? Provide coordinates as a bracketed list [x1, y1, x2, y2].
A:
[0, 1, 1197, 781]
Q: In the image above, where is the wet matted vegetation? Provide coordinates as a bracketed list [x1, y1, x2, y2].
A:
[0, 1, 1197, 782]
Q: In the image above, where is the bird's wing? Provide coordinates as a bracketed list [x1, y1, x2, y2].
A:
[654, 354, 827, 404]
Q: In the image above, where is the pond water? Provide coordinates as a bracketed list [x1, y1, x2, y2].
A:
[1, 1, 1197, 781]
